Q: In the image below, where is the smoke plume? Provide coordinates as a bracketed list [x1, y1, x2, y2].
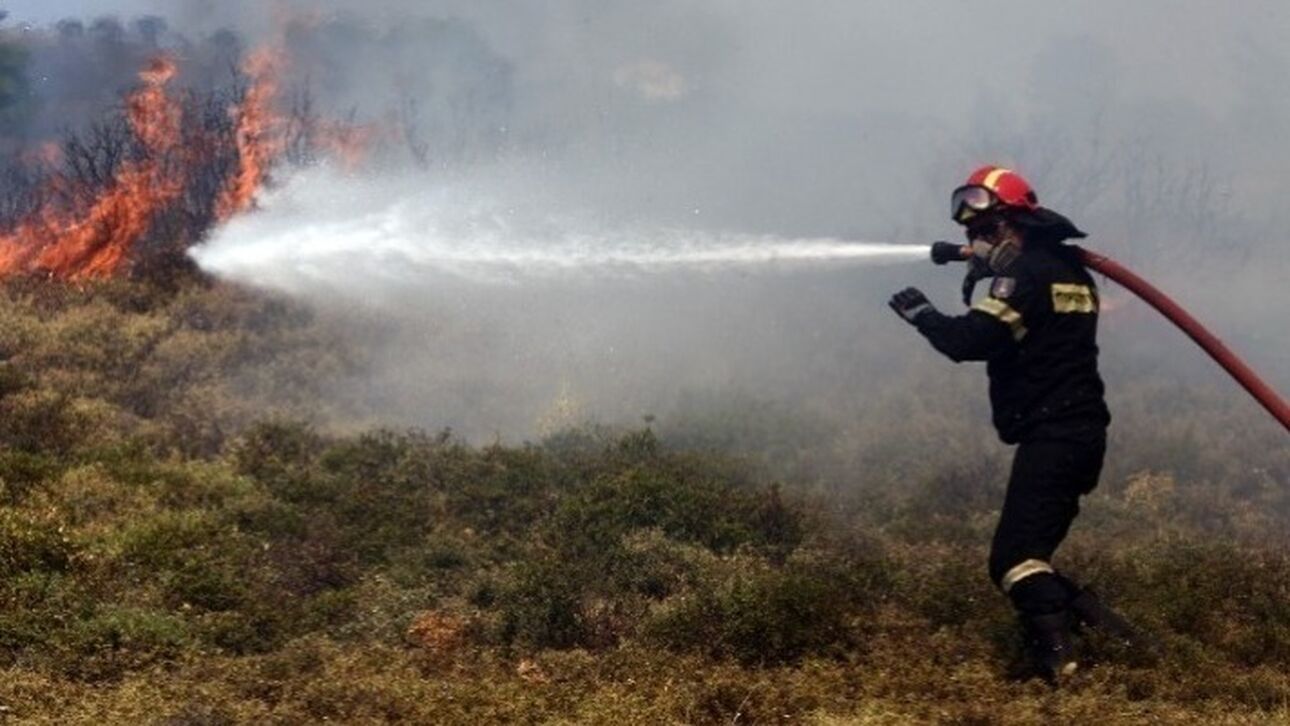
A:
[1, 1, 1286, 441]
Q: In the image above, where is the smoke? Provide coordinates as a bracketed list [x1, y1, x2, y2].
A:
[190, 166, 931, 438]
[3, 1, 1287, 440]
[11, 2, 1290, 240]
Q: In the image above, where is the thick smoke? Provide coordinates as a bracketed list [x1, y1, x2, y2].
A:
[2, 1, 1286, 441]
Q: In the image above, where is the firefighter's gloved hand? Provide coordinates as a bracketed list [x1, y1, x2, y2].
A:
[889, 287, 935, 324]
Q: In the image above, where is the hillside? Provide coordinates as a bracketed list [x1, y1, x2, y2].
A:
[0, 277, 1284, 724]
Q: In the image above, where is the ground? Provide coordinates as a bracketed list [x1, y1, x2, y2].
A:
[0, 277, 1287, 725]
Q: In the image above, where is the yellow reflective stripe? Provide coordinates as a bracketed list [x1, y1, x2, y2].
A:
[982, 167, 1011, 191]
[973, 296, 1028, 341]
[1051, 283, 1097, 313]
[1001, 559, 1054, 593]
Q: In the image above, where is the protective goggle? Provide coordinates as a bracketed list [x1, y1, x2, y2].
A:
[950, 185, 999, 224]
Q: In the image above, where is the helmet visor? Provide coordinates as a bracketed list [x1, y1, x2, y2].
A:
[951, 185, 997, 224]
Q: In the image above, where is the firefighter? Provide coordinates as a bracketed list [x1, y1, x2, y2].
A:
[887, 166, 1137, 682]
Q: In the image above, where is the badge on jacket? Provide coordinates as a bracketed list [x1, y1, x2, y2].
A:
[990, 276, 1016, 299]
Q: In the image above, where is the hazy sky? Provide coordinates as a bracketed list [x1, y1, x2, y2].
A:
[6, 1, 1285, 118]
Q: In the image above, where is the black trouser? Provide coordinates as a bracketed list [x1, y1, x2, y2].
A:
[988, 433, 1106, 618]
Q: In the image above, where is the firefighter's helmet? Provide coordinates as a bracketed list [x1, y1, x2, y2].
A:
[952, 166, 1039, 224]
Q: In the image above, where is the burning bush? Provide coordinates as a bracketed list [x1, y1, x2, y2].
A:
[0, 56, 184, 279]
[0, 40, 380, 283]
[0, 10, 517, 288]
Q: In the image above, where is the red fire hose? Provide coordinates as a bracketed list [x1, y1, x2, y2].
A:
[1074, 247, 1290, 432]
[931, 241, 1290, 432]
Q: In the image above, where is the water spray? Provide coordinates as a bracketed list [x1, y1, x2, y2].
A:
[192, 170, 932, 292]
[930, 242, 1290, 432]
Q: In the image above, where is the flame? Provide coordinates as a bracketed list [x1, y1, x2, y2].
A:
[20, 141, 63, 168]
[0, 42, 380, 281]
[315, 119, 380, 171]
[0, 56, 182, 280]
[216, 48, 287, 221]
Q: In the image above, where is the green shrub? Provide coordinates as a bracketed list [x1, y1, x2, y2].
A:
[70, 606, 191, 653]
[495, 555, 589, 649]
[486, 434, 812, 652]
[198, 607, 287, 655]
[0, 510, 73, 578]
[36, 606, 194, 681]
[1104, 540, 1290, 666]
[231, 420, 325, 499]
[0, 389, 88, 454]
[490, 534, 700, 649]
[549, 450, 802, 559]
[115, 510, 264, 613]
[0, 450, 63, 503]
[903, 552, 997, 628]
[646, 554, 859, 665]
[0, 572, 97, 655]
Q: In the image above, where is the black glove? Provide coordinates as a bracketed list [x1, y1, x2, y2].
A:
[889, 287, 934, 324]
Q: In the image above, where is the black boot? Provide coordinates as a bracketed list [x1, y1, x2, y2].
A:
[1023, 611, 1078, 684]
[1068, 588, 1131, 634]
[1068, 587, 1156, 660]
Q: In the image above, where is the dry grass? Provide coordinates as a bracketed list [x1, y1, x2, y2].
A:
[0, 277, 1286, 724]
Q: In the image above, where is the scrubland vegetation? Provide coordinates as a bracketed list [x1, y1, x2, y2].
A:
[0, 276, 1286, 725]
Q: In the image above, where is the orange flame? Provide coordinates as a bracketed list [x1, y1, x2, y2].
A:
[0, 42, 381, 281]
[0, 56, 182, 280]
[315, 119, 380, 171]
[20, 141, 63, 168]
[216, 48, 287, 221]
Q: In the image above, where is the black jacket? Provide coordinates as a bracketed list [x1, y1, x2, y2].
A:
[914, 244, 1111, 444]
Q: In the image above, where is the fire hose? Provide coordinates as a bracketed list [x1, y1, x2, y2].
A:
[929, 242, 1290, 432]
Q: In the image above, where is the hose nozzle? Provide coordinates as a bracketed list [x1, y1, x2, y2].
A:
[931, 241, 970, 265]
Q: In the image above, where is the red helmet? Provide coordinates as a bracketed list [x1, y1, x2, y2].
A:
[951, 165, 1039, 224]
